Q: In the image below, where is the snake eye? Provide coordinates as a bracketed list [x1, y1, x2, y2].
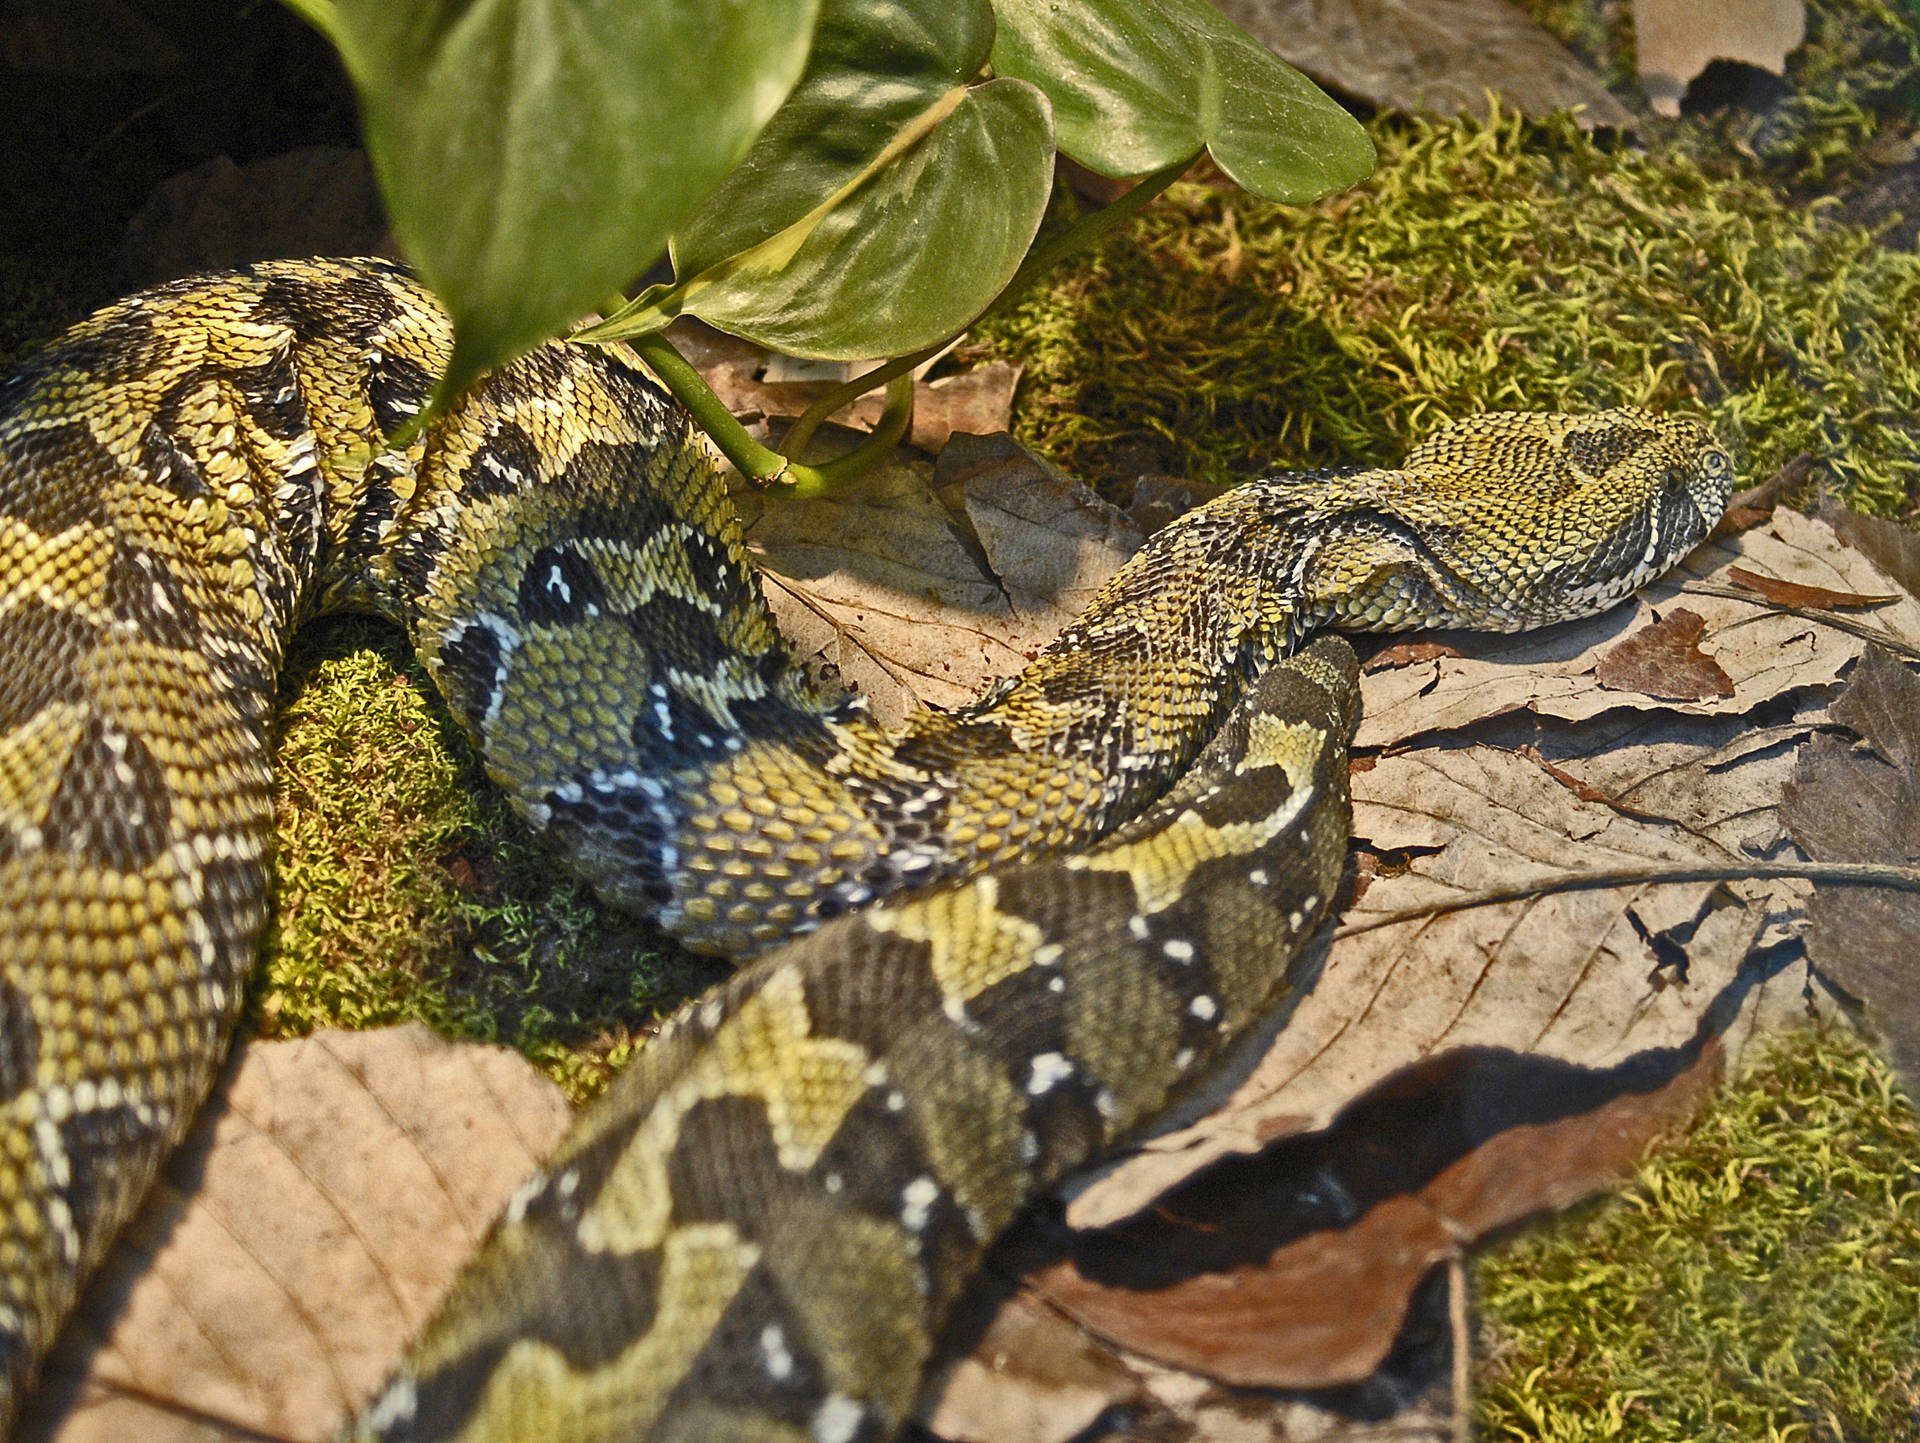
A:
[1701, 449, 1731, 480]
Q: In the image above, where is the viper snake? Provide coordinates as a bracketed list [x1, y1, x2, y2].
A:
[0, 258, 1732, 1440]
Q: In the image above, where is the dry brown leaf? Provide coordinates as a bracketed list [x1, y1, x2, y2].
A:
[1594, 606, 1735, 700]
[733, 438, 1141, 725]
[1726, 564, 1900, 611]
[950, 434, 1143, 635]
[1819, 502, 1920, 599]
[119, 148, 393, 289]
[1211, 0, 1633, 127]
[1781, 647, 1920, 1091]
[664, 320, 1020, 454]
[1364, 641, 1463, 673]
[1010, 1039, 1721, 1388]
[24, 1027, 570, 1443]
[1632, 0, 1806, 115]
[921, 1288, 1140, 1443]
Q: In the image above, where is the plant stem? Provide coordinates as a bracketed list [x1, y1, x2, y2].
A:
[1335, 860, 1920, 939]
[624, 332, 916, 496]
[778, 151, 1198, 462]
[627, 330, 797, 485]
[786, 373, 916, 497]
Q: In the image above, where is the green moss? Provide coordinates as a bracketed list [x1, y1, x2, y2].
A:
[1474, 1025, 1920, 1442]
[976, 108, 1920, 518]
[257, 616, 719, 1100]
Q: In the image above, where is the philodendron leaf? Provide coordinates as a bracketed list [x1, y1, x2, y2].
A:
[582, 0, 1054, 362]
[990, 0, 1373, 203]
[324, 0, 820, 403]
[673, 0, 999, 280]
[677, 78, 1053, 359]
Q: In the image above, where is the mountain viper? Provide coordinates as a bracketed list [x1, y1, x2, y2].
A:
[0, 257, 1732, 1438]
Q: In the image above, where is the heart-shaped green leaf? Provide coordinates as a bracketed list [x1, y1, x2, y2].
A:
[582, 0, 1053, 362]
[990, 0, 1373, 203]
[671, 0, 999, 281]
[327, 0, 820, 402]
[673, 78, 1053, 359]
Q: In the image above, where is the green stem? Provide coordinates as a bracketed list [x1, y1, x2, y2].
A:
[778, 152, 1197, 464]
[786, 373, 916, 498]
[624, 332, 915, 497]
[627, 330, 798, 485]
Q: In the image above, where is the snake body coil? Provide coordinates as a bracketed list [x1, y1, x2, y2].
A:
[0, 258, 1731, 1438]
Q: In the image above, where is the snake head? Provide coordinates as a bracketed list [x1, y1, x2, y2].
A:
[1654, 417, 1737, 555]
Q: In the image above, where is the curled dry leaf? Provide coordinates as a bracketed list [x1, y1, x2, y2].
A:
[1725, 565, 1900, 611]
[24, 1027, 571, 1443]
[1818, 502, 1920, 599]
[1356, 508, 1920, 749]
[1011, 1039, 1722, 1389]
[1211, 0, 1633, 128]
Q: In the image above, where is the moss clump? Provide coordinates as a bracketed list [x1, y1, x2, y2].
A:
[1474, 1025, 1920, 1442]
[258, 615, 718, 1100]
[975, 107, 1920, 519]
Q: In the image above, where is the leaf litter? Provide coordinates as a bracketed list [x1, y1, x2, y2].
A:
[29, 441, 1920, 1438]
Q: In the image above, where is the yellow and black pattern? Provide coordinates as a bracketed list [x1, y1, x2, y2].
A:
[0, 257, 1734, 1437]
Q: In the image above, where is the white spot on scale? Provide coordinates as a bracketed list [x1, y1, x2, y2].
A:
[546, 564, 571, 604]
[760, 1323, 795, 1381]
[812, 1393, 865, 1443]
[363, 1376, 419, 1430]
[1249, 868, 1269, 886]
[1032, 943, 1063, 967]
[900, 1174, 940, 1232]
[1025, 1052, 1074, 1096]
[1047, 975, 1065, 994]
[1162, 938, 1194, 962]
[823, 1173, 844, 1194]
[1287, 910, 1304, 932]
[1127, 914, 1150, 941]
[885, 1090, 907, 1113]
[1189, 994, 1218, 1021]
[502, 1173, 544, 1226]
[1175, 1047, 1195, 1070]
[33, 1119, 69, 1189]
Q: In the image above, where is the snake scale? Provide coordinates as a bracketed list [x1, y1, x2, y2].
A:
[0, 257, 1732, 1439]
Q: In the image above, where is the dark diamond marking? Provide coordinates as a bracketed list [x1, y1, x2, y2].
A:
[517, 544, 607, 627]
[41, 719, 172, 871]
